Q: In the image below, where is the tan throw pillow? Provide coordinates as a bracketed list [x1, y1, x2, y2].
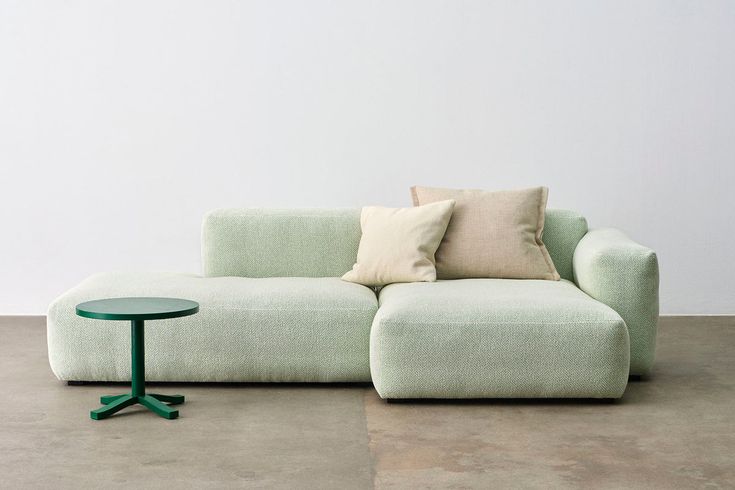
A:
[410, 186, 559, 280]
[341, 200, 456, 286]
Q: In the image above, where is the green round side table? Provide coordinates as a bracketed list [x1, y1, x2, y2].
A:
[76, 297, 199, 420]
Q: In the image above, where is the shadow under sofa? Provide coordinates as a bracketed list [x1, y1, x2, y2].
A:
[47, 208, 659, 399]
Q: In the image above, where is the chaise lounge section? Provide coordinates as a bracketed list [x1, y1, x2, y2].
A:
[48, 272, 377, 382]
[370, 278, 630, 399]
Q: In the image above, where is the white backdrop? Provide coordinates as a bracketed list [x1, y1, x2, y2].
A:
[1, 1, 733, 314]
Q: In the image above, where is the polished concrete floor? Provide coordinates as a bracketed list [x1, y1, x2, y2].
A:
[0, 316, 733, 489]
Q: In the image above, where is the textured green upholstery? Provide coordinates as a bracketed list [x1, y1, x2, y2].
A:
[543, 209, 588, 281]
[47, 272, 377, 382]
[371, 279, 630, 399]
[574, 228, 659, 376]
[202, 208, 361, 278]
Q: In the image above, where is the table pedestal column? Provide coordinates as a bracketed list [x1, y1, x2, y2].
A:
[131, 319, 145, 397]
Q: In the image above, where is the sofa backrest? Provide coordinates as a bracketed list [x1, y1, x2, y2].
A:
[202, 207, 588, 281]
[543, 209, 588, 281]
[202, 208, 361, 278]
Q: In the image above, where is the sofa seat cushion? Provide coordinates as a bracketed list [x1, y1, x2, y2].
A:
[371, 279, 630, 398]
[48, 272, 377, 382]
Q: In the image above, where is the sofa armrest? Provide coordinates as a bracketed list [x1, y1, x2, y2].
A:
[573, 228, 659, 376]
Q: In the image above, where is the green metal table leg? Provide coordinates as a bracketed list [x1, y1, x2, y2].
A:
[149, 393, 185, 405]
[100, 394, 128, 405]
[90, 395, 136, 420]
[139, 395, 179, 419]
[131, 319, 145, 397]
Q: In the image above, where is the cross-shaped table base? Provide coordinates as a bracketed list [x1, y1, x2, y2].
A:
[91, 393, 185, 420]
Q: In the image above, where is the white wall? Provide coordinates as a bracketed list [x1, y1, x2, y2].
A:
[1, 1, 733, 314]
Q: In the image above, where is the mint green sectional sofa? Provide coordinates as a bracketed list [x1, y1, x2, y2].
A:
[47, 208, 658, 399]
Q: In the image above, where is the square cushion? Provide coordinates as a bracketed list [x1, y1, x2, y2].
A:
[342, 200, 455, 286]
[411, 186, 559, 280]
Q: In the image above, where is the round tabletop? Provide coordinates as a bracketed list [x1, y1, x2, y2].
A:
[76, 297, 199, 321]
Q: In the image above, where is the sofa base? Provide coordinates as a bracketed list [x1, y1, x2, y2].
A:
[382, 397, 620, 404]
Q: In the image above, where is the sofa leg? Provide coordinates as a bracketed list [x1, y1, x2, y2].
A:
[67, 380, 88, 386]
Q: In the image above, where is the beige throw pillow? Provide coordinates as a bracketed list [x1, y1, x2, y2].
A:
[410, 186, 560, 280]
[341, 200, 456, 286]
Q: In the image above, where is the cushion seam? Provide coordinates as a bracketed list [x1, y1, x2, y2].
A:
[198, 307, 376, 311]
